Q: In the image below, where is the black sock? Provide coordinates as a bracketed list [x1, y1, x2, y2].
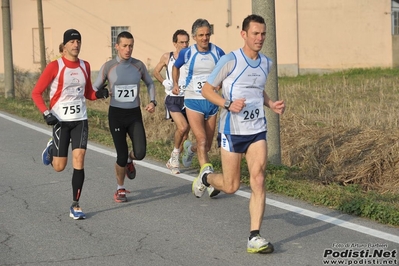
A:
[71, 201, 79, 207]
[72, 169, 85, 202]
[202, 173, 210, 187]
[249, 230, 260, 240]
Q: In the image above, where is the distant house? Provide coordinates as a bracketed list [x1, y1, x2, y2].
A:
[0, 0, 397, 78]
[276, 0, 399, 76]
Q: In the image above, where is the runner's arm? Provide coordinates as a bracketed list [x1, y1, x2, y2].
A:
[31, 62, 58, 113]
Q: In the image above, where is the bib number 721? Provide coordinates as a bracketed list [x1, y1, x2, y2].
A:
[114, 84, 137, 102]
[117, 89, 134, 98]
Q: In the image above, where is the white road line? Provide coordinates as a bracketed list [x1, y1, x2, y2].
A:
[2, 112, 398, 244]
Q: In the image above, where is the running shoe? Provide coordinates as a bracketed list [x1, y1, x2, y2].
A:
[207, 186, 221, 198]
[41, 138, 53, 166]
[114, 188, 129, 203]
[182, 140, 194, 167]
[166, 159, 180, 174]
[192, 163, 213, 198]
[170, 151, 180, 167]
[166, 151, 180, 174]
[247, 235, 274, 254]
[69, 205, 86, 220]
[125, 161, 136, 180]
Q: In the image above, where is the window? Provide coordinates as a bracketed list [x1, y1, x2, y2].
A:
[111, 26, 130, 58]
[393, 11, 399, 35]
[392, 1, 399, 35]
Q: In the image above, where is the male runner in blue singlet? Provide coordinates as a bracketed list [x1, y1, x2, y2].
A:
[199, 15, 286, 254]
[172, 19, 225, 197]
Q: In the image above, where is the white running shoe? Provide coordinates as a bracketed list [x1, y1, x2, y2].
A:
[247, 235, 274, 254]
[207, 186, 220, 198]
[170, 151, 180, 168]
[192, 163, 213, 198]
[166, 151, 180, 174]
[166, 160, 180, 174]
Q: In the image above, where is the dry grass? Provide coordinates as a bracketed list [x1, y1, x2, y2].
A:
[279, 69, 399, 194]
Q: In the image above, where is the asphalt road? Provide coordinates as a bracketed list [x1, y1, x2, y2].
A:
[1, 111, 398, 266]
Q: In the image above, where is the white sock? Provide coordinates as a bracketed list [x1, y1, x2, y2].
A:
[173, 148, 180, 153]
[117, 185, 125, 190]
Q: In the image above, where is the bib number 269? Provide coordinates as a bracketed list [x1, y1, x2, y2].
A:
[243, 108, 260, 121]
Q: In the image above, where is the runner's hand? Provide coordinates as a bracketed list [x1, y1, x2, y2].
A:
[95, 84, 109, 99]
[43, 112, 58, 125]
[162, 80, 173, 90]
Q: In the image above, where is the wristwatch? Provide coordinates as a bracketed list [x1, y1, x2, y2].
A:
[224, 100, 232, 110]
[150, 100, 157, 107]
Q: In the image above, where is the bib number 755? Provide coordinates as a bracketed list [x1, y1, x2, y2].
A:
[63, 104, 81, 115]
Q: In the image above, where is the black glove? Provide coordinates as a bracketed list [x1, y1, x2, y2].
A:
[95, 83, 109, 99]
[43, 112, 59, 125]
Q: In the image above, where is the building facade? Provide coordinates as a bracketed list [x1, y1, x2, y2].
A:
[0, 0, 398, 78]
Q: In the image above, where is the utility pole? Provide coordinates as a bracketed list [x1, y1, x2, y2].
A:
[1, 0, 14, 98]
[252, 0, 282, 165]
[37, 0, 46, 72]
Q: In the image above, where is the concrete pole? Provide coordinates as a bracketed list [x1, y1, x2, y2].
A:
[1, 0, 14, 98]
[37, 0, 46, 72]
[252, 0, 282, 165]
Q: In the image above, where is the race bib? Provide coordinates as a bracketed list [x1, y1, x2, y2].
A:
[238, 100, 264, 122]
[59, 99, 84, 120]
[114, 84, 137, 102]
[177, 85, 185, 96]
[192, 75, 208, 95]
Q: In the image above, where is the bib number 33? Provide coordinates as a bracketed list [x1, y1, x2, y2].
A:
[193, 75, 208, 95]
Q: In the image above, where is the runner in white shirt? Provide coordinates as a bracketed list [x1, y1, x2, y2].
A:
[172, 19, 225, 197]
[32, 29, 109, 220]
[153, 29, 190, 174]
[197, 15, 285, 254]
